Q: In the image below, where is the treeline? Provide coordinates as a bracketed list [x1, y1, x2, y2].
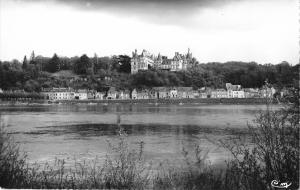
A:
[0, 52, 131, 92]
[26, 52, 131, 74]
[0, 92, 44, 100]
[131, 61, 299, 89]
[0, 51, 298, 92]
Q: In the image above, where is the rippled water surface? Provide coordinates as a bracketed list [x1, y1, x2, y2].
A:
[0, 103, 276, 167]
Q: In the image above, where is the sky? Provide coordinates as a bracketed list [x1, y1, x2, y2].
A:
[0, 0, 298, 64]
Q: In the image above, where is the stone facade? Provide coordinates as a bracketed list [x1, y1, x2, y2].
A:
[131, 49, 194, 74]
[211, 89, 228, 98]
[42, 88, 75, 100]
[131, 49, 154, 74]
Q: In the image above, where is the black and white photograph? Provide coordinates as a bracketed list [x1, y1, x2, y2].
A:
[0, 0, 299, 189]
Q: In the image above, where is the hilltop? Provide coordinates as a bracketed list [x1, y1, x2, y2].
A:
[0, 52, 298, 93]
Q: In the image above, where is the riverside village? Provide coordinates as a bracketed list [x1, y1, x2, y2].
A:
[0, 0, 298, 189]
[0, 49, 294, 102]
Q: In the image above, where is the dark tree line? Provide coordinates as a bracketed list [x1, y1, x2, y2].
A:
[0, 52, 298, 92]
[131, 62, 298, 90]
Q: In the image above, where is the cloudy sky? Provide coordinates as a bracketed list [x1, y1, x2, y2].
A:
[0, 0, 298, 64]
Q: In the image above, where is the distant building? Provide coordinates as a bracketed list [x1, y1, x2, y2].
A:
[95, 92, 105, 100]
[199, 92, 208, 98]
[226, 83, 244, 98]
[231, 90, 245, 98]
[131, 49, 194, 74]
[152, 87, 168, 99]
[42, 87, 75, 100]
[137, 90, 149, 99]
[118, 90, 131, 100]
[198, 88, 209, 98]
[170, 51, 191, 71]
[169, 88, 178, 98]
[131, 89, 138, 99]
[149, 89, 158, 99]
[160, 59, 172, 71]
[131, 49, 154, 74]
[87, 90, 95, 99]
[106, 87, 117, 99]
[244, 88, 260, 98]
[177, 87, 194, 98]
[259, 86, 276, 98]
[211, 89, 228, 98]
[193, 90, 200, 98]
[74, 89, 88, 100]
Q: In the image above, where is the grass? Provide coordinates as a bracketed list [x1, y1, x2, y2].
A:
[0, 90, 299, 189]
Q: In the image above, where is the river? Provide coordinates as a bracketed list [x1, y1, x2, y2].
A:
[0, 103, 274, 168]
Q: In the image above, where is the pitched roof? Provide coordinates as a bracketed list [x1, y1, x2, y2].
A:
[177, 87, 193, 91]
[152, 87, 169, 91]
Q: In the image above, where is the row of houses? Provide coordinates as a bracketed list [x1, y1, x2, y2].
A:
[207, 83, 276, 98]
[41, 87, 195, 100]
[42, 88, 97, 100]
[41, 83, 276, 101]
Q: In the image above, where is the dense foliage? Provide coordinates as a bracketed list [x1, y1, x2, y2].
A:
[0, 53, 298, 92]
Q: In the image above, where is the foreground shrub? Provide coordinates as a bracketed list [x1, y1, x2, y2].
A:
[103, 128, 150, 189]
[0, 117, 29, 188]
[153, 145, 223, 190]
[222, 90, 299, 190]
[0, 120, 150, 189]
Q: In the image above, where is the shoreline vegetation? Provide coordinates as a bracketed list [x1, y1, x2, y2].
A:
[0, 98, 283, 106]
[0, 92, 299, 189]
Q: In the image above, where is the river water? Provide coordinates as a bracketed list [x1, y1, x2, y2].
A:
[0, 103, 272, 168]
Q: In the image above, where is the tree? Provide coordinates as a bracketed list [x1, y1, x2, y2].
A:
[22, 56, 28, 70]
[24, 79, 40, 92]
[118, 55, 131, 73]
[110, 56, 121, 72]
[29, 51, 36, 65]
[73, 54, 90, 75]
[47, 54, 60, 73]
[90, 53, 97, 76]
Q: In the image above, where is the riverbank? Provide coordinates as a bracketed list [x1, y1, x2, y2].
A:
[0, 98, 278, 106]
[58, 98, 276, 105]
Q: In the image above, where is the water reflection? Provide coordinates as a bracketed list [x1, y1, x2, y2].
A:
[0, 104, 276, 166]
[13, 123, 248, 138]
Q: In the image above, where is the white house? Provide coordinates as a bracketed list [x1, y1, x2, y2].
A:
[231, 90, 245, 98]
[177, 87, 194, 99]
[131, 89, 138, 99]
[244, 88, 260, 98]
[95, 92, 105, 100]
[137, 90, 149, 99]
[211, 89, 228, 98]
[118, 90, 131, 99]
[42, 88, 75, 100]
[106, 87, 117, 99]
[74, 89, 88, 100]
[169, 88, 178, 98]
[226, 83, 245, 98]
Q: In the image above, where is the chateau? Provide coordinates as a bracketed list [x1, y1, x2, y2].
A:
[131, 49, 194, 74]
